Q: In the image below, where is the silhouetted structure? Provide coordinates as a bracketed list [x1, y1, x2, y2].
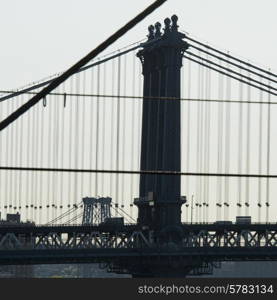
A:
[135, 15, 188, 235]
[0, 213, 34, 278]
[82, 197, 111, 225]
[0, 15, 276, 279]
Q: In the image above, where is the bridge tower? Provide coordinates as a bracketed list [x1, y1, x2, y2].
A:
[135, 15, 188, 234]
[82, 197, 111, 225]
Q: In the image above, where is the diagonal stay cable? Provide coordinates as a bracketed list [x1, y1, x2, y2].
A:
[186, 51, 277, 92]
[0, 42, 148, 103]
[184, 55, 277, 96]
[64, 211, 83, 225]
[0, 38, 147, 102]
[111, 201, 136, 223]
[185, 36, 277, 78]
[0, 37, 163, 103]
[1, 166, 277, 178]
[0, 0, 167, 131]
[187, 44, 277, 84]
[46, 201, 83, 225]
[110, 205, 131, 222]
[0, 48, 137, 103]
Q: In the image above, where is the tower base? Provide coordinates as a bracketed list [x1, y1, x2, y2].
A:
[104, 256, 221, 278]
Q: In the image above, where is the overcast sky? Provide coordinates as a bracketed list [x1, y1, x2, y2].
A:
[0, 0, 276, 223]
[1, 0, 276, 90]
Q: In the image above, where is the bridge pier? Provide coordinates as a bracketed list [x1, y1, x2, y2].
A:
[135, 15, 188, 235]
[131, 15, 194, 277]
[108, 255, 211, 278]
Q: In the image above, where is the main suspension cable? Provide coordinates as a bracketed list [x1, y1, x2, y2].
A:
[185, 36, 277, 78]
[187, 43, 277, 85]
[183, 55, 277, 96]
[0, 0, 168, 131]
[1, 166, 277, 178]
[185, 51, 277, 92]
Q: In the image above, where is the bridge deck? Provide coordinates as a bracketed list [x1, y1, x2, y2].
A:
[0, 247, 277, 265]
[0, 223, 277, 234]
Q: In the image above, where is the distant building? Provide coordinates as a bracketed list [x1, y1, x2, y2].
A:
[0, 212, 34, 278]
[6, 212, 20, 223]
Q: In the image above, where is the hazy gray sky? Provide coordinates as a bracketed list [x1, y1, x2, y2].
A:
[0, 0, 276, 224]
[1, 0, 277, 90]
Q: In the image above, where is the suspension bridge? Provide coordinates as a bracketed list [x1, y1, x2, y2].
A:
[0, 7, 277, 277]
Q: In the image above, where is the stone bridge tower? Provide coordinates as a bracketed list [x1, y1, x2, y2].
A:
[135, 15, 188, 233]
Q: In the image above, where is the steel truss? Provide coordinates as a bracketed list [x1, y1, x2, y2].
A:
[0, 226, 277, 251]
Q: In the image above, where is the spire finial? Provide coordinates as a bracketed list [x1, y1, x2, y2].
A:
[164, 18, 171, 35]
[171, 14, 178, 32]
[147, 25, 155, 40]
[154, 22, 162, 37]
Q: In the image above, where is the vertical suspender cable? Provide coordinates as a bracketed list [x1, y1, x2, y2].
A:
[199, 51, 204, 222]
[216, 60, 223, 221]
[258, 78, 263, 222]
[101, 61, 107, 197]
[80, 72, 86, 200]
[3, 99, 9, 217]
[67, 77, 74, 220]
[202, 60, 207, 223]
[30, 95, 36, 221]
[118, 53, 125, 212]
[115, 54, 121, 215]
[265, 70, 271, 222]
[224, 54, 231, 221]
[186, 59, 191, 221]
[206, 61, 211, 223]
[9, 99, 15, 216]
[46, 95, 52, 222]
[9, 100, 14, 215]
[121, 54, 127, 210]
[89, 68, 94, 197]
[53, 88, 60, 221]
[3, 102, 6, 216]
[34, 96, 39, 222]
[74, 74, 80, 219]
[18, 96, 24, 218]
[26, 95, 32, 221]
[60, 84, 65, 220]
[39, 97, 45, 223]
[237, 67, 243, 217]
[130, 51, 136, 218]
[204, 51, 211, 223]
[4, 100, 9, 217]
[196, 53, 201, 223]
[95, 61, 100, 196]
[10, 100, 14, 215]
[14, 98, 19, 214]
[50, 93, 55, 221]
[110, 59, 115, 198]
[245, 70, 251, 216]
